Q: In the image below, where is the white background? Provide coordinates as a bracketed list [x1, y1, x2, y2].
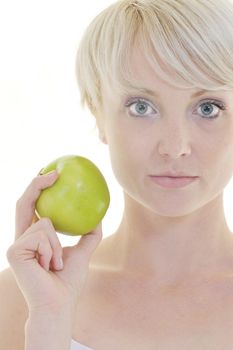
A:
[1, 0, 233, 272]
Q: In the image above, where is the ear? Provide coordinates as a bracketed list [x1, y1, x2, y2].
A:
[94, 111, 108, 145]
[98, 129, 108, 144]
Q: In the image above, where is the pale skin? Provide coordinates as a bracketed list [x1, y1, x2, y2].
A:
[1, 46, 233, 349]
[97, 47, 233, 286]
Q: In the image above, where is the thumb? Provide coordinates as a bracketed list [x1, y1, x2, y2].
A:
[64, 223, 103, 266]
[77, 222, 103, 257]
[59, 224, 103, 299]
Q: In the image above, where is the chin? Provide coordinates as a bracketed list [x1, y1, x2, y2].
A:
[140, 196, 200, 218]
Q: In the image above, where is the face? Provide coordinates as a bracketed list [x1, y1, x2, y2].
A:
[98, 49, 233, 217]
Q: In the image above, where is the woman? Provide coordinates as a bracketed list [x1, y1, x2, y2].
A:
[1, 0, 233, 349]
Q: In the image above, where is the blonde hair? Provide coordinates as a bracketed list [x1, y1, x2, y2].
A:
[75, 0, 233, 116]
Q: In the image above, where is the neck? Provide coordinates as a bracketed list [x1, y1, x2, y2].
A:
[112, 193, 233, 286]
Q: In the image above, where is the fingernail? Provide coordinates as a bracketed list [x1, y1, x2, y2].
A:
[47, 170, 58, 175]
[43, 170, 58, 178]
[38, 168, 44, 175]
[38, 169, 56, 176]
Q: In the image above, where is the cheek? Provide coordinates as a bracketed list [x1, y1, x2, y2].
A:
[202, 133, 233, 190]
[216, 145, 233, 180]
[106, 123, 147, 184]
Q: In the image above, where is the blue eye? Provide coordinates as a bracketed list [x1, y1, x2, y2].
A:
[125, 98, 156, 117]
[197, 100, 226, 120]
[135, 101, 149, 114]
[125, 97, 226, 120]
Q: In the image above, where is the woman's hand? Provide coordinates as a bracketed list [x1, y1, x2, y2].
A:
[6, 170, 103, 315]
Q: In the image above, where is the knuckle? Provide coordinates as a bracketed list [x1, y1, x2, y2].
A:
[53, 241, 62, 255]
[45, 247, 53, 258]
[15, 177, 39, 208]
[40, 217, 53, 229]
[46, 230, 62, 254]
[31, 176, 39, 187]
[16, 197, 24, 209]
[6, 244, 17, 261]
[36, 231, 53, 254]
[37, 229, 48, 241]
[27, 176, 41, 195]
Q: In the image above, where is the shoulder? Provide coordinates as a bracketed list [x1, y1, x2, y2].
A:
[0, 267, 28, 349]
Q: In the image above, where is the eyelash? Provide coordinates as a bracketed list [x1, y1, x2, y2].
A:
[124, 97, 226, 120]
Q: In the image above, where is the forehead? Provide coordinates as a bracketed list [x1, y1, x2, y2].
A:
[127, 44, 207, 97]
[130, 44, 176, 83]
[113, 43, 195, 99]
[101, 42, 233, 105]
[102, 47, 196, 101]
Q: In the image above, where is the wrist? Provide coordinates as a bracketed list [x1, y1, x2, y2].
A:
[25, 311, 74, 350]
[28, 299, 75, 318]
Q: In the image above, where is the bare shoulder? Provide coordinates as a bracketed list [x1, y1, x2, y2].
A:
[0, 267, 28, 349]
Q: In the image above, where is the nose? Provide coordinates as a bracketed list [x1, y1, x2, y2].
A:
[157, 119, 192, 159]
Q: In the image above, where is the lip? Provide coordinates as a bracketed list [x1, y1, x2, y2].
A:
[149, 176, 199, 189]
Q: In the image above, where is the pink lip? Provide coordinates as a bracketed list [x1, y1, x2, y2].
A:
[150, 176, 199, 189]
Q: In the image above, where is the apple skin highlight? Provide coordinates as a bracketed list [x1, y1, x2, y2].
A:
[35, 155, 110, 236]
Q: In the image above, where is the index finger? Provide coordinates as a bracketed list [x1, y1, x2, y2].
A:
[15, 170, 58, 240]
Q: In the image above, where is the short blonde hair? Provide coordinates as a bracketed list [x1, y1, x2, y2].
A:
[75, 0, 233, 116]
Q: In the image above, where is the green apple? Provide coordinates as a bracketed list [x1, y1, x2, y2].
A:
[35, 155, 110, 236]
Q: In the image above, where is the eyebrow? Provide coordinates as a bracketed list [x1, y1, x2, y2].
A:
[126, 86, 209, 98]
